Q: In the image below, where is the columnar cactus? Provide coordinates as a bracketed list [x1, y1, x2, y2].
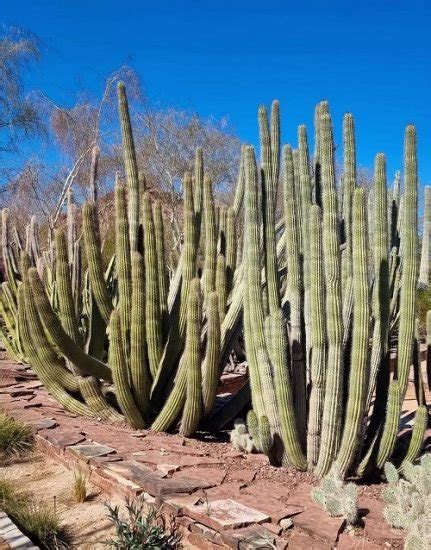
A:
[0, 86, 425, 480]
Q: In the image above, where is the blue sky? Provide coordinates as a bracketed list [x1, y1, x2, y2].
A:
[3, 0, 431, 186]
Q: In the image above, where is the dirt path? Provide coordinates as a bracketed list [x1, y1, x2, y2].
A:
[2, 453, 123, 548]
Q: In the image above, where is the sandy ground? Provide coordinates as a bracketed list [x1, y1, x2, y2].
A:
[2, 453, 123, 549]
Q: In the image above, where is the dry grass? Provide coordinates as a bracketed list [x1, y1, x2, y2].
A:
[0, 474, 67, 548]
[72, 469, 88, 503]
[0, 412, 33, 463]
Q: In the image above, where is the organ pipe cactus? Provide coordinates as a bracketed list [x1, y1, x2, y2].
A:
[0, 82, 240, 438]
[243, 101, 425, 478]
[0, 86, 426, 480]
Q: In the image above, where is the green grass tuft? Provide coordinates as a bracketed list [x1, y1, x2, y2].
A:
[0, 475, 67, 549]
[72, 469, 88, 503]
[0, 413, 34, 463]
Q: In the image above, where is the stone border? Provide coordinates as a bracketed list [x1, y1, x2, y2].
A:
[0, 510, 38, 549]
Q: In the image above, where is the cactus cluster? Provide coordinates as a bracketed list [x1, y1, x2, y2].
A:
[0, 88, 427, 479]
[382, 456, 431, 550]
[0, 82, 245, 434]
[242, 101, 427, 477]
[312, 467, 359, 525]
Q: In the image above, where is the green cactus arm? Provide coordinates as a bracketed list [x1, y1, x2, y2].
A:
[336, 188, 370, 476]
[82, 201, 113, 324]
[109, 309, 145, 429]
[396, 126, 418, 397]
[315, 110, 344, 478]
[400, 405, 427, 472]
[179, 278, 203, 436]
[366, 154, 390, 413]
[142, 192, 163, 379]
[151, 360, 187, 432]
[390, 171, 401, 250]
[419, 186, 431, 287]
[243, 145, 282, 454]
[115, 179, 132, 348]
[202, 173, 217, 297]
[233, 145, 246, 219]
[20, 254, 79, 393]
[117, 81, 140, 252]
[307, 204, 326, 468]
[312, 101, 329, 207]
[267, 311, 307, 469]
[28, 267, 112, 382]
[202, 291, 221, 417]
[259, 103, 280, 314]
[20, 268, 96, 418]
[341, 114, 356, 280]
[218, 206, 227, 255]
[153, 200, 169, 337]
[193, 147, 204, 228]
[427, 310, 431, 392]
[216, 253, 227, 321]
[246, 409, 261, 451]
[55, 230, 81, 346]
[225, 208, 236, 293]
[151, 172, 197, 401]
[376, 380, 401, 469]
[89, 145, 100, 202]
[298, 124, 312, 373]
[79, 376, 124, 423]
[282, 144, 306, 441]
[130, 252, 151, 419]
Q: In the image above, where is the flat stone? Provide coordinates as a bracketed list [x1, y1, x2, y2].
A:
[220, 524, 280, 548]
[184, 498, 270, 531]
[235, 493, 304, 523]
[103, 460, 213, 496]
[242, 479, 290, 501]
[39, 428, 85, 449]
[0, 394, 13, 403]
[69, 442, 116, 460]
[0, 388, 34, 397]
[157, 463, 181, 476]
[161, 494, 202, 515]
[360, 497, 404, 545]
[337, 533, 382, 549]
[202, 482, 244, 500]
[231, 469, 257, 483]
[27, 418, 57, 431]
[287, 484, 344, 544]
[132, 450, 222, 468]
[0, 377, 16, 388]
[286, 530, 331, 549]
[173, 467, 226, 486]
[226, 450, 244, 458]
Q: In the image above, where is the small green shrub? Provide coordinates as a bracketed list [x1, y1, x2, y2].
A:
[312, 467, 358, 525]
[72, 469, 88, 503]
[105, 496, 180, 549]
[0, 413, 33, 462]
[382, 455, 431, 550]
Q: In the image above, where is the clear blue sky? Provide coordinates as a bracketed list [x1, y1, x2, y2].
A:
[3, 0, 431, 186]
